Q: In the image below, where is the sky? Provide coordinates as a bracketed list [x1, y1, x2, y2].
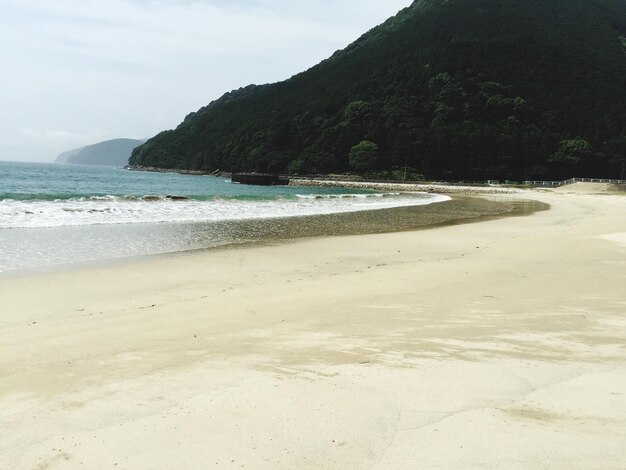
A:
[0, 0, 412, 162]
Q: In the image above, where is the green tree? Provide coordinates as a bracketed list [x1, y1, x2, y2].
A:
[349, 141, 379, 173]
[344, 101, 373, 123]
[548, 138, 594, 177]
[287, 158, 305, 175]
[604, 136, 626, 178]
[549, 139, 593, 166]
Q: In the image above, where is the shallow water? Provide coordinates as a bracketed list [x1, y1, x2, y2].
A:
[0, 194, 547, 274]
[0, 162, 446, 229]
[1, 161, 457, 272]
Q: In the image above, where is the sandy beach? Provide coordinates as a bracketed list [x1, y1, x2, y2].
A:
[1, 186, 625, 469]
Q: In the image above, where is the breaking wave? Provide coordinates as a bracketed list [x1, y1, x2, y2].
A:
[0, 192, 450, 229]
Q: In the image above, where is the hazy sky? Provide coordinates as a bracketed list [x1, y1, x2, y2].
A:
[0, 0, 412, 162]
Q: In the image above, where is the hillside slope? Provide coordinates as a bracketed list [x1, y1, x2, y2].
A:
[54, 147, 82, 164]
[57, 139, 145, 167]
[130, 0, 626, 180]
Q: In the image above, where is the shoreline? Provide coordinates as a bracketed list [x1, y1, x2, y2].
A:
[1, 189, 625, 468]
[124, 165, 228, 177]
[125, 165, 531, 194]
[0, 193, 546, 277]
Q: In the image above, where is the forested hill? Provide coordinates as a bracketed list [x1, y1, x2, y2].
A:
[130, 0, 626, 181]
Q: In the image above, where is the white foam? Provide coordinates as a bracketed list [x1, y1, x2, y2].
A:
[0, 193, 450, 229]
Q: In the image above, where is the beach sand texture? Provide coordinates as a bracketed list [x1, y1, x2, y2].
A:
[1, 190, 625, 469]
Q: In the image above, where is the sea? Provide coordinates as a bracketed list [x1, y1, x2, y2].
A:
[0, 161, 450, 273]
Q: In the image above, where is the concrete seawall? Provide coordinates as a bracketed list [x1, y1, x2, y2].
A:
[290, 178, 528, 195]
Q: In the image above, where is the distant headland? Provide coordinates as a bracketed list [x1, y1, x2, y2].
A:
[55, 138, 145, 167]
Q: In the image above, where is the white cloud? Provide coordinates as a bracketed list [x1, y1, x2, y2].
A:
[0, 0, 412, 162]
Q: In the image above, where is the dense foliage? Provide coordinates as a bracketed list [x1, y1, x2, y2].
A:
[130, 0, 626, 180]
[349, 141, 380, 173]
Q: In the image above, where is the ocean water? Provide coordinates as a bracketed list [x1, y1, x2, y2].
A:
[0, 161, 449, 273]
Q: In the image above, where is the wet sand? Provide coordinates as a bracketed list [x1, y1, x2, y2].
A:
[0, 189, 625, 469]
[0, 194, 544, 275]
